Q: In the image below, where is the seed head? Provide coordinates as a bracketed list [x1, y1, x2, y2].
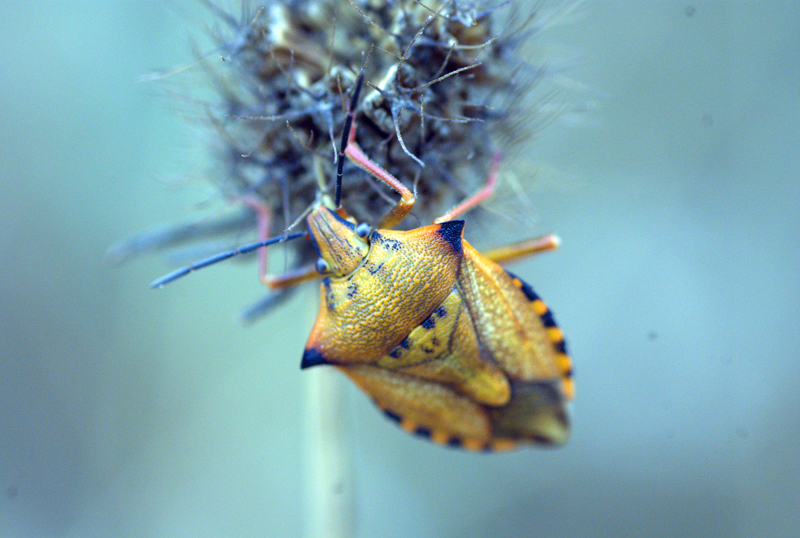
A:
[111, 0, 582, 321]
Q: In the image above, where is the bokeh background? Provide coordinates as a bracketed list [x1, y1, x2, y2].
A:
[2, 1, 798, 537]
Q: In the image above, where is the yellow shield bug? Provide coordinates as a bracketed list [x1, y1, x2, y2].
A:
[152, 74, 573, 451]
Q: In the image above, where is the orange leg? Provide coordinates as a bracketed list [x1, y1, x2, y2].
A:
[482, 234, 561, 265]
[239, 194, 273, 284]
[262, 263, 321, 290]
[435, 151, 502, 224]
[239, 195, 322, 290]
[343, 120, 417, 230]
[432, 151, 560, 265]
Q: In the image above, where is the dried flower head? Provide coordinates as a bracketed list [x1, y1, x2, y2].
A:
[110, 0, 577, 321]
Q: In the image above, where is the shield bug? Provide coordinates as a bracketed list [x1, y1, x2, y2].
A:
[152, 74, 573, 451]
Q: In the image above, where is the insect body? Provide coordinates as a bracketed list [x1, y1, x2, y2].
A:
[153, 74, 573, 451]
[301, 207, 572, 450]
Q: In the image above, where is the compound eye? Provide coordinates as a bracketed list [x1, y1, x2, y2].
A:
[315, 258, 329, 274]
[355, 222, 371, 238]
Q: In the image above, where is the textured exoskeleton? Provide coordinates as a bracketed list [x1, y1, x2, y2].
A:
[301, 207, 573, 450]
[151, 74, 574, 451]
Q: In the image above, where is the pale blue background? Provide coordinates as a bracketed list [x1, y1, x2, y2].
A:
[1, 1, 798, 537]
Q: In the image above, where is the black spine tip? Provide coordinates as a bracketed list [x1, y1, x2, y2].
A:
[301, 348, 328, 369]
[435, 220, 465, 253]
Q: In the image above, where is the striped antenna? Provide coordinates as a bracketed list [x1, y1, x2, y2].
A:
[149, 231, 306, 288]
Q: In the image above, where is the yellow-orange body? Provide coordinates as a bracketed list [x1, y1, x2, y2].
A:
[152, 75, 573, 451]
[301, 207, 573, 450]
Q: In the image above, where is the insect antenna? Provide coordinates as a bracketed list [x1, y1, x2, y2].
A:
[149, 231, 306, 288]
[334, 72, 365, 209]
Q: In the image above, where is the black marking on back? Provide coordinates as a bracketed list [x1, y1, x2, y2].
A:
[371, 231, 402, 251]
[381, 409, 437, 445]
[381, 407, 508, 452]
[414, 425, 432, 438]
[366, 261, 384, 275]
[380, 408, 496, 452]
[506, 269, 541, 302]
[383, 409, 402, 423]
[421, 304, 448, 330]
[347, 281, 358, 299]
[540, 310, 557, 328]
[436, 220, 464, 253]
[387, 336, 411, 359]
[505, 269, 569, 357]
[323, 278, 335, 312]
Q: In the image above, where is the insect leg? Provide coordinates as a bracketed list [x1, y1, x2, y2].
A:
[434, 151, 502, 223]
[237, 194, 322, 290]
[431, 150, 562, 265]
[338, 75, 416, 229]
[261, 263, 321, 290]
[239, 194, 274, 285]
[482, 234, 561, 265]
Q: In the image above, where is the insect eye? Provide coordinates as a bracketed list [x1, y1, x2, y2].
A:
[315, 258, 329, 274]
[355, 222, 371, 238]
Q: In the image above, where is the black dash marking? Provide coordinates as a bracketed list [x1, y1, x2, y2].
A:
[387, 336, 411, 359]
[414, 425, 432, 439]
[447, 438, 463, 448]
[347, 282, 358, 299]
[301, 348, 328, 369]
[435, 220, 464, 253]
[505, 269, 541, 302]
[421, 305, 447, 329]
[530, 434, 557, 445]
[371, 231, 402, 251]
[382, 408, 492, 451]
[366, 262, 384, 275]
[505, 270, 569, 355]
[323, 278, 336, 312]
[540, 310, 556, 328]
[383, 409, 402, 423]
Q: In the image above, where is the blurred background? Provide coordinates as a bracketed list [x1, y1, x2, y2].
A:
[1, 1, 798, 537]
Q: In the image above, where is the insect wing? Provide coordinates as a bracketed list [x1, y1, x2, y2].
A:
[339, 240, 573, 449]
[456, 241, 572, 445]
[458, 242, 573, 393]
